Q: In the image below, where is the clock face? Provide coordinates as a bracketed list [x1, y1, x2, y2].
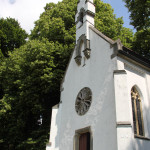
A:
[75, 87, 92, 116]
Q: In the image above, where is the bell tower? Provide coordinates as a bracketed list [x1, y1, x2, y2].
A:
[74, 0, 95, 66]
[75, 0, 95, 42]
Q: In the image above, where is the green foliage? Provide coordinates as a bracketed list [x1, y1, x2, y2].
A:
[30, 1, 77, 45]
[0, 39, 62, 149]
[118, 27, 134, 49]
[123, 0, 150, 59]
[0, 18, 28, 57]
[31, 0, 133, 48]
[123, 0, 150, 30]
[95, 0, 123, 39]
[132, 29, 150, 59]
[94, 0, 133, 47]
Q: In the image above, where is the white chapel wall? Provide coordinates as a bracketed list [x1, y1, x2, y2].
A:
[116, 57, 150, 150]
[56, 27, 118, 150]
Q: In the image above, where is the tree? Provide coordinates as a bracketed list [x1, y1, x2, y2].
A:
[132, 29, 150, 60]
[123, 0, 150, 59]
[31, 0, 133, 48]
[0, 39, 61, 149]
[123, 0, 150, 30]
[0, 18, 28, 57]
[118, 27, 134, 49]
[94, 0, 133, 48]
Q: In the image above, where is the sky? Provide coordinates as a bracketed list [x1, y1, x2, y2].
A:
[102, 0, 135, 31]
[0, 0, 135, 34]
[0, 0, 62, 33]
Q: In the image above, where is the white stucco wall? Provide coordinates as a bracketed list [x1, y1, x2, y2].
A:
[113, 69, 133, 150]
[46, 104, 62, 150]
[116, 57, 150, 150]
[49, 27, 118, 150]
[46, 30, 150, 150]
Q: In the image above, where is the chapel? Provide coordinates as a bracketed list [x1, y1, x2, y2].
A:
[46, 0, 150, 150]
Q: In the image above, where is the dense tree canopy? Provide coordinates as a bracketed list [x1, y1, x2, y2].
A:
[0, 39, 66, 149]
[132, 29, 150, 60]
[0, 18, 28, 57]
[123, 0, 150, 60]
[31, 0, 134, 48]
[94, 0, 134, 48]
[123, 0, 150, 30]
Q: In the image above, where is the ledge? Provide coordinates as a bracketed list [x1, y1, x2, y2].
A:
[134, 135, 150, 141]
[116, 121, 132, 127]
[113, 70, 127, 74]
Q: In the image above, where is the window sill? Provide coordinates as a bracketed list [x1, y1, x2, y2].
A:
[134, 134, 150, 141]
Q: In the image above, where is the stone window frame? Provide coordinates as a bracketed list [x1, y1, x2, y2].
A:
[76, 7, 95, 25]
[131, 86, 145, 137]
[75, 87, 92, 116]
[74, 34, 91, 65]
[73, 126, 93, 150]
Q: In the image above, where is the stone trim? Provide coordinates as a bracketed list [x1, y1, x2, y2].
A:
[116, 121, 132, 127]
[76, 34, 90, 54]
[74, 55, 82, 65]
[76, 9, 95, 24]
[75, 87, 92, 116]
[75, 126, 91, 134]
[86, 10, 95, 17]
[134, 134, 150, 141]
[74, 126, 93, 150]
[111, 39, 123, 59]
[89, 26, 114, 44]
[74, 34, 91, 64]
[113, 70, 127, 74]
[83, 48, 91, 59]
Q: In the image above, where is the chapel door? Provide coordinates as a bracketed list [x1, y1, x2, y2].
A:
[79, 132, 90, 150]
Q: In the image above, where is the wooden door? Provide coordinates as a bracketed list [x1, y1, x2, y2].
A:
[79, 132, 90, 150]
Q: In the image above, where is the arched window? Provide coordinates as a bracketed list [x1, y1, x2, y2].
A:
[131, 86, 144, 136]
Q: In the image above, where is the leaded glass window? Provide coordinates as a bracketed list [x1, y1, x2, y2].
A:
[131, 87, 144, 136]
